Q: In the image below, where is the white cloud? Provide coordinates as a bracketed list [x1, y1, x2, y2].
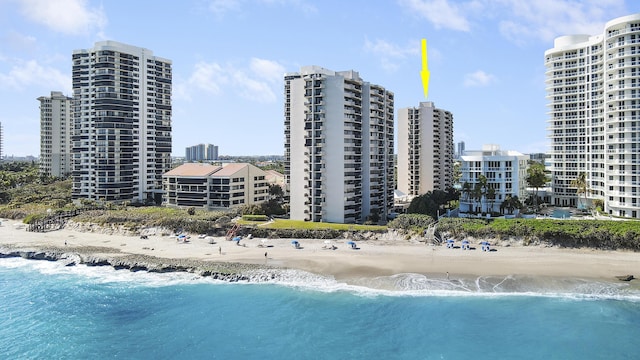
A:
[180, 59, 284, 103]
[398, 0, 628, 43]
[463, 70, 495, 87]
[249, 58, 286, 84]
[232, 70, 277, 103]
[0, 59, 70, 92]
[209, 0, 243, 16]
[188, 62, 228, 95]
[18, 0, 106, 35]
[364, 38, 420, 71]
[495, 0, 627, 43]
[398, 0, 471, 31]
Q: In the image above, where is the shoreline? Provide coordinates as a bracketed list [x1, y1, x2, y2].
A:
[1, 219, 639, 288]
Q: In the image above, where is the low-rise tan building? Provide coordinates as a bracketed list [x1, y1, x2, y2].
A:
[264, 169, 285, 188]
[162, 163, 269, 210]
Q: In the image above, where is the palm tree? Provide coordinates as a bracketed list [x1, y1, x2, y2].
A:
[570, 172, 589, 210]
[501, 194, 522, 215]
[477, 174, 488, 213]
[462, 182, 471, 201]
[461, 182, 472, 212]
[472, 183, 483, 213]
[486, 187, 496, 214]
[526, 161, 550, 213]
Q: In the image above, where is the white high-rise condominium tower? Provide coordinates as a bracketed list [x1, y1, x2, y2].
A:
[185, 143, 219, 161]
[545, 14, 640, 218]
[397, 101, 454, 196]
[71, 41, 172, 204]
[38, 91, 73, 178]
[284, 66, 395, 224]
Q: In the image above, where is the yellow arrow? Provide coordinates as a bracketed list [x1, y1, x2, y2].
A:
[420, 38, 430, 98]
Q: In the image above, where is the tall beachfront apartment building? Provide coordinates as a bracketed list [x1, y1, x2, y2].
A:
[38, 91, 73, 177]
[284, 66, 395, 224]
[545, 14, 640, 218]
[397, 101, 454, 196]
[185, 143, 219, 162]
[71, 41, 172, 204]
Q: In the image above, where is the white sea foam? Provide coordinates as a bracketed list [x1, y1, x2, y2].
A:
[0, 257, 208, 287]
[242, 267, 640, 301]
[2, 257, 639, 301]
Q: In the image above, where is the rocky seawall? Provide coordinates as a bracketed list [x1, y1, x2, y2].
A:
[0, 244, 280, 282]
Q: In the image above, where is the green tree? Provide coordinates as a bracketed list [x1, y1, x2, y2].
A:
[593, 198, 604, 213]
[462, 182, 471, 202]
[570, 172, 589, 210]
[472, 183, 482, 213]
[526, 161, 550, 213]
[269, 184, 284, 200]
[500, 195, 522, 215]
[445, 186, 460, 209]
[407, 190, 452, 220]
[452, 160, 462, 185]
[486, 187, 496, 214]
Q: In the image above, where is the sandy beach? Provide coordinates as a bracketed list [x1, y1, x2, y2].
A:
[1, 219, 639, 284]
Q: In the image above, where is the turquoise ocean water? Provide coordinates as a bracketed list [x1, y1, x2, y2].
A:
[1, 257, 639, 359]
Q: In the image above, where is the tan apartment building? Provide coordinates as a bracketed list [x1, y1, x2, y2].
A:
[162, 163, 269, 210]
[397, 101, 454, 196]
[38, 91, 73, 177]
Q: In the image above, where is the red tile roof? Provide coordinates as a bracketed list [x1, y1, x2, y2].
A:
[164, 163, 221, 177]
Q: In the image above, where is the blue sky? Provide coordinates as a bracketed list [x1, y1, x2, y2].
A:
[1, 0, 639, 157]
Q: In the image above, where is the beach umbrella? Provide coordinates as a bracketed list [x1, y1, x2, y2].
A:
[291, 240, 299, 245]
[233, 236, 242, 242]
[205, 236, 215, 244]
[324, 240, 332, 245]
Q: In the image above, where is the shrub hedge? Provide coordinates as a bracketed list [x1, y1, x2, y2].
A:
[437, 218, 640, 250]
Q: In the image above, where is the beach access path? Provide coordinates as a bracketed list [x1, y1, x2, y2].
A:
[0, 219, 638, 282]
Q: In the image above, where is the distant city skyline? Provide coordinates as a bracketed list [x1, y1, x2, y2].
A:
[1, 1, 640, 157]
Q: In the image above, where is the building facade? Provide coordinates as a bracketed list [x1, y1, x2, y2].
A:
[185, 143, 218, 162]
[38, 91, 73, 177]
[457, 141, 465, 159]
[459, 145, 529, 214]
[545, 14, 640, 217]
[397, 101, 454, 196]
[162, 163, 269, 210]
[71, 41, 172, 204]
[284, 66, 395, 224]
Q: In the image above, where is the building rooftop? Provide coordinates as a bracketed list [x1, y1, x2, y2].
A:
[214, 163, 249, 176]
[164, 163, 221, 177]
